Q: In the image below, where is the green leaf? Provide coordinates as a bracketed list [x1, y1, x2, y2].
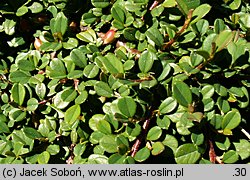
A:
[65, 104, 81, 125]
[97, 120, 112, 134]
[191, 133, 204, 146]
[29, 2, 43, 13]
[229, 0, 241, 10]
[215, 136, 230, 150]
[214, 83, 227, 97]
[192, 19, 209, 36]
[173, 81, 192, 107]
[76, 29, 96, 43]
[202, 33, 217, 55]
[50, 12, 68, 36]
[35, 83, 46, 99]
[0, 121, 10, 133]
[75, 91, 88, 104]
[23, 127, 43, 139]
[16, 6, 28, 16]
[27, 98, 39, 111]
[145, 27, 164, 46]
[117, 97, 137, 118]
[175, 0, 189, 16]
[91, 0, 110, 8]
[88, 154, 108, 164]
[134, 147, 150, 162]
[99, 135, 117, 153]
[222, 110, 241, 130]
[9, 108, 26, 122]
[17, 60, 35, 71]
[159, 97, 177, 114]
[102, 53, 124, 74]
[94, 81, 113, 98]
[217, 97, 230, 114]
[9, 70, 31, 84]
[73, 144, 86, 156]
[111, 6, 125, 23]
[11, 83, 26, 106]
[63, 38, 79, 49]
[201, 85, 214, 99]
[83, 64, 99, 78]
[70, 49, 87, 68]
[214, 19, 226, 34]
[61, 88, 78, 103]
[40, 42, 62, 52]
[147, 126, 162, 141]
[191, 4, 211, 24]
[215, 30, 235, 52]
[233, 139, 250, 160]
[81, 13, 97, 25]
[163, 0, 176, 8]
[46, 59, 66, 79]
[138, 50, 156, 73]
[46, 144, 60, 155]
[175, 143, 201, 164]
[38, 151, 50, 164]
[223, 150, 239, 164]
[3, 19, 16, 35]
[108, 154, 126, 164]
[156, 115, 171, 130]
[90, 131, 105, 144]
[89, 114, 105, 131]
[151, 142, 165, 156]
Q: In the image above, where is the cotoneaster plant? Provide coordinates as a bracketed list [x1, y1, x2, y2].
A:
[0, 0, 250, 164]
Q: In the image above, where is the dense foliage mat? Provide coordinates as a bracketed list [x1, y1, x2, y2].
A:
[0, 0, 250, 164]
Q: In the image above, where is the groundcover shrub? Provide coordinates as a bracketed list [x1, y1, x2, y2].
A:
[0, 0, 250, 164]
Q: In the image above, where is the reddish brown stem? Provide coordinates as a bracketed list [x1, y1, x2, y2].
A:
[131, 119, 151, 157]
[163, 9, 193, 50]
[149, 0, 163, 11]
[209, 140, 216, 163]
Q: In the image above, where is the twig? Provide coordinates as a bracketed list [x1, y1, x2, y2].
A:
[131, 119, 150, 157]
[149, 0, 163, 11]
[209, 140, 216, 163]
[163, 9, 193, 50]
[209, 139, 224, 164]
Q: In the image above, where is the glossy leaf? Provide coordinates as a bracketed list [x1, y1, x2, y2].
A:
[91, 0, 110, 8]
[38, 151, 50, 164]
[215, 30, 235, 52]
[9, 71, 31, 84]
[97, 120, 112, 134]
[50, 12, 68, 36]
[175, 143, 201, 164]
[145, 27, 164, 46]
[173, 81, 192, 107]
[151, 142, 165, 156]
[147, 126, 162, 141]
[23, 127, 43, 139]
[94, 81, 113, 98]
[64, 104, 81, 126]
[117, 97, 137, 118]
[102, 53, 124, 74]
[99, 135, 117, 153]
[138, 50, 156, 73]
[134, 147, 150, 162]
[70, 49, 87, 68]
[11, 83, 26, 106]
[191, 4, 211, 24]
[159, 97, 178, 114]
[222, 110, 241, 130]
[222, 150, 239, 164]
